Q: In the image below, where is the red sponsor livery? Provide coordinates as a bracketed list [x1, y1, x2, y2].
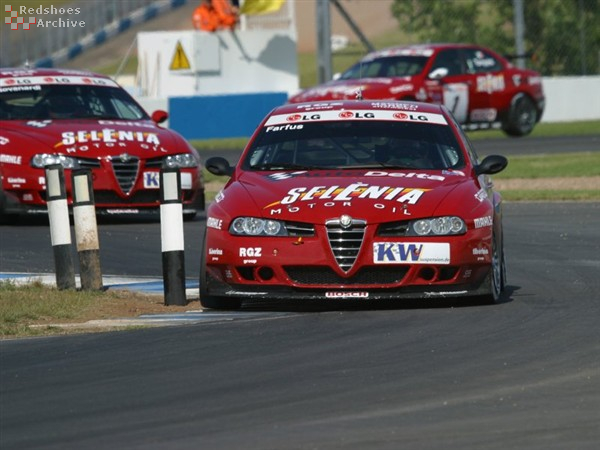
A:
[0, 68, 204, 220]
[288, 43, 545, 137]
[199, 100, 508, 310]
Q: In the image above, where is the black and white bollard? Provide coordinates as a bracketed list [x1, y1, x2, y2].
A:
[72, 169, 103, 291]
[160, 168, 186, 306]
[45, 164, 76, 290]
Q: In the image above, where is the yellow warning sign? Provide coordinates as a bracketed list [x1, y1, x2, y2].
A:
[169, 41, 191, 71]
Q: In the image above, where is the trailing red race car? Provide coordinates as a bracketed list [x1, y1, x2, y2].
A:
[0, 68, 205, 221]
[289, 43, 545, 137]
[201, 99, 508, 310]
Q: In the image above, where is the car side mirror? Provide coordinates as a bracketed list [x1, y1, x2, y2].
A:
[205, 156, 234, 177]
[428, 67, 449, 80]
[151, 110, 168, 124]
[475, 155, 508, 175]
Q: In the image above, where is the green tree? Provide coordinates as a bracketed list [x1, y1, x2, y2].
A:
[391, 0, 483, 44]
[391, 0, 599, 75]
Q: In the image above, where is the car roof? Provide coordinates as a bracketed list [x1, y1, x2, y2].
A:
[0, 67, 111, 80]
[364, 42, 485, 59]
[273, 100, 446, 116]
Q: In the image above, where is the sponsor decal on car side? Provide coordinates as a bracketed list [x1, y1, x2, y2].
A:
[476, 74, 505, 94]
[206, 217, 223, 229]
[473, 216, 493, 228]
[0, 154, 21, 164]
[475, 188, 487, 202]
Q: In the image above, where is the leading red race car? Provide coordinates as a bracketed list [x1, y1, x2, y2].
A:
[0, 68, 205, 221]
[289, 43, 545, 137]
[201, 99, 508, 310]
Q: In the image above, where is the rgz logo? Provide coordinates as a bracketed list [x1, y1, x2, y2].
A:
[4, 6, 36, 30]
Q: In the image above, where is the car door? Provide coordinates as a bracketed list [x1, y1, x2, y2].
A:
[461, 47, 506, 124]
[427, 48, 472, 123]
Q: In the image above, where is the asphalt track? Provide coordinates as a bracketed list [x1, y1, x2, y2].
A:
[1, 137, 600, 449]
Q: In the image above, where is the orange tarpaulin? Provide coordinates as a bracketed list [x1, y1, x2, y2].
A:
[192, 0, 238, 32]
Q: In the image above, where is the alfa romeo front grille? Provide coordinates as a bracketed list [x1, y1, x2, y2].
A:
[326, 218, 366, 272]
[111, 157, 139, 194]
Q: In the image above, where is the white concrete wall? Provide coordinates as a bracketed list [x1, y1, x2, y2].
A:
[541, 76, 600, 123]
[137, 29, 299, 99]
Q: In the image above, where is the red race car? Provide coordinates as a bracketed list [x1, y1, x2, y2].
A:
[201, 99, 508, 310]
[0, 68, 204, 221]
[289, 43, 545, 137]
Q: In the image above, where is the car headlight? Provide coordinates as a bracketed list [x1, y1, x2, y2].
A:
[410, 216, 466, 236]
[31, 154, 80, 169]
[230, 217, 288, 236]
[163, 154, 197, 168]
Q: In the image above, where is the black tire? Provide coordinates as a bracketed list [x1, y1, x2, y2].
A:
[199, 228, 242, 310]
[483, 231, 505, 304]
[0, 187, 18, 225]
[503, 94, 538, 137]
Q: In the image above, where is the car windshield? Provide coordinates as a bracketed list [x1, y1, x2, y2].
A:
[339, 55, 429, 80]
[0, 84, 149, 121]
[243, 120, 466, 171]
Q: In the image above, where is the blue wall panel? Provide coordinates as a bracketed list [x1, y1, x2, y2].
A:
[169, 93, 288, 140]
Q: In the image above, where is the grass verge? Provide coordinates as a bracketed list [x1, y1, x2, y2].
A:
[0, 280, 195, 338]
[499, 190, 599, 201]
[1, 280, 101, 337]
[496, 152, 600, 178]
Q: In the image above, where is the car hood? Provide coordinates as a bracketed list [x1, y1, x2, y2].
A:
[3, 118, 183, 158]
[224, 169, 473, 223]
[289, 77, 415, 103]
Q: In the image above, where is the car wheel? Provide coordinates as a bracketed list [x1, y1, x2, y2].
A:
[483, 232, 504, 304]
[199, 228, 242, 310]
[0, 187, 17, 224]
[503, 94, 537, 137]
